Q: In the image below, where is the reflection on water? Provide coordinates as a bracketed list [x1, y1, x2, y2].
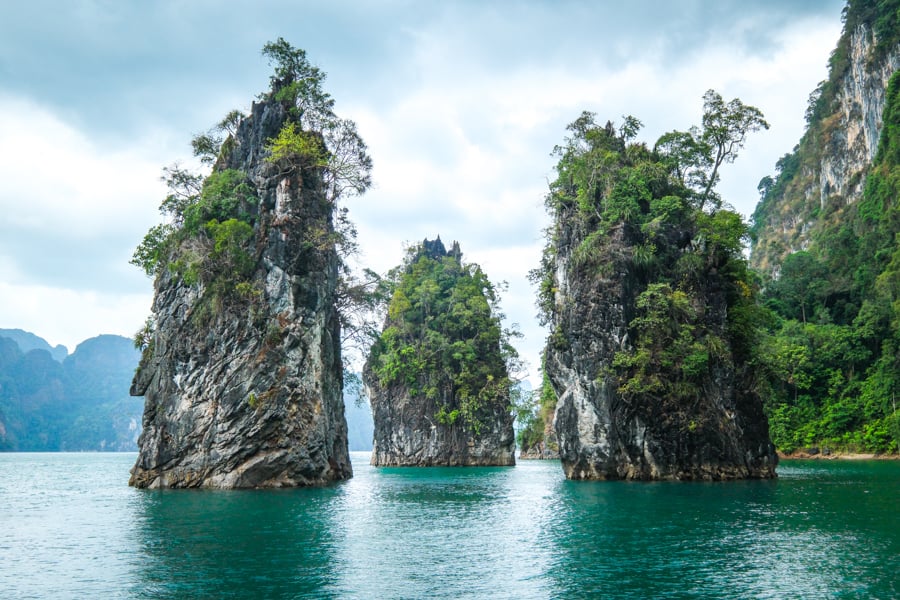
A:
[0, 452, 897, 599]
[132, 486, 341, 598]
[326, 461, 558, 598]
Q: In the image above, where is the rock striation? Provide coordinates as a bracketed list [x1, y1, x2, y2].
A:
[546, 211, 777, 480]
[364, 238, 516, 466]
[751, 19, 900, 274]
[129, 92, 352, 488]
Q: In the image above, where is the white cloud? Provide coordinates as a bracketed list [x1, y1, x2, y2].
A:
[0, 94, 165, 347]
[0, 280, 151, 352]
[339, 14, 840, 388]
[0, 4, 846, 385]
[0, 95, 165, 237]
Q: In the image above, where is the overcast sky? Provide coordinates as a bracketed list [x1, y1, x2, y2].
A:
[0, 0, 845, 382]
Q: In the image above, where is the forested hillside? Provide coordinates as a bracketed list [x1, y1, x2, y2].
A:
[0, 333, 142, 451]
[751, 0, 900, 453]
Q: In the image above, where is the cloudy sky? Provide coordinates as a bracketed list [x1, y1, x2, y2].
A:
[0, 0, 845, 382]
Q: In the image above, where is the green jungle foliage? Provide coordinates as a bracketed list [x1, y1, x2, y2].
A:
[131, 39, 375, 349]
[749, 0, 900, 454]
[533, 91, 767, 431]
[261, 38, 372, 205]
[131, 158, 259, 329]
[516, 367, 558, 453]
[368, 241, 519, 433]
[756, 71, 900, 454]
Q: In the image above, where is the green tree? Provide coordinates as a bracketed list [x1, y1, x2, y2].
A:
[261, 38, 372, 205]
[697, 90, 769, 209]
[656, 90, 769, 211]
[368, 241, 519, 432]
[766, 251, 829, 323]
[132, 40, 377, 344]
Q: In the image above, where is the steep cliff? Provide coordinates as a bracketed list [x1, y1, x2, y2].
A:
[751, 4, 900, 274]
[129, 41, 368, 488]
[535, 106, 777, 480]
[748, 1, 900, 455]
[364, 239, 516, 466]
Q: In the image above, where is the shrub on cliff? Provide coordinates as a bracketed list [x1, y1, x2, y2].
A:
[130, 39, 377, 345]
[534, 90, 769, 438]
[367, 239, 520, 433]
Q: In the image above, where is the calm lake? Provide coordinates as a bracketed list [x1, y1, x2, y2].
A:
[0, 452, 897, 599]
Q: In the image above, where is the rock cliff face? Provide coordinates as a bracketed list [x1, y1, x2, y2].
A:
[537, 106, 778, 480]
[751, 21, 900, 274]
[364, 239, 516, 466]
[366, 384, 516, 466]
[518, 440, 559, 460]
[518, 416, 559, 460]
[129, 95, 352, 488]
[546, 209, 777, 481]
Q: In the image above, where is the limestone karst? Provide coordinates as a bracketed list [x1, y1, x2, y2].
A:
[364, 238, 516, 466]
[129, 41, 367, 488]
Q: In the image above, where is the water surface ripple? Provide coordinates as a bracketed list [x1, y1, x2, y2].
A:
[0, 453, 897, 598]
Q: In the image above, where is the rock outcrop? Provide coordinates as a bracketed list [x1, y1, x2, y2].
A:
[129, 90, 352, 488]
[751, 19, 900, 274]
[536, 108, 777, 481]
[364, 239, 516, 466]
[518, 441, 559, 460]
[546, 209, 777, 480]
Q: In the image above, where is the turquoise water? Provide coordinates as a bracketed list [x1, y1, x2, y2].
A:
[0, 453, 897, 599]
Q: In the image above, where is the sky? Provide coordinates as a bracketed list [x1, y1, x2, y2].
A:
[0, 0, 846, 384]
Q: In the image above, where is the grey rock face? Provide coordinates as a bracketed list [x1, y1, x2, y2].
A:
[819, 25, 900, 206]
[547, 212, 777, 481]
[129, 98, 351, 488]
[366, 384, 516, 466]
[518, 443, 559, 460]
[752, 24, 900, 274]
[363, 239, 515, 467]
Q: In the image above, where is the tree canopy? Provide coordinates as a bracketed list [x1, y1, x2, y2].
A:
[130, 40, 376, 354]
[533, 90, 767, 441]
[367, 241, 519, 432]
[262, 38, 372, 204]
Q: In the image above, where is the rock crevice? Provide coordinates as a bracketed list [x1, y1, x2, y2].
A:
[129, 95, 351, 489]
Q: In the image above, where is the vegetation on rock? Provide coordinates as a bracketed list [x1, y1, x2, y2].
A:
[750, 0, 900, 454]
[515, 368, 558, 457]
[534, 89, 776, 479]
[131, 38, 375, 351]
[535, 93, 767, 404]
[367, 239, 519, 435]
[128, 40, 367, 488]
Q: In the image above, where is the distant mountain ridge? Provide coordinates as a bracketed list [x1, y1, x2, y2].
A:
[0, 328, 68, 362]
[0, 331, 142, 451]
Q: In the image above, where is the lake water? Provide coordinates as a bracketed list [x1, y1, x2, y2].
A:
[0, 453, 897, 599]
